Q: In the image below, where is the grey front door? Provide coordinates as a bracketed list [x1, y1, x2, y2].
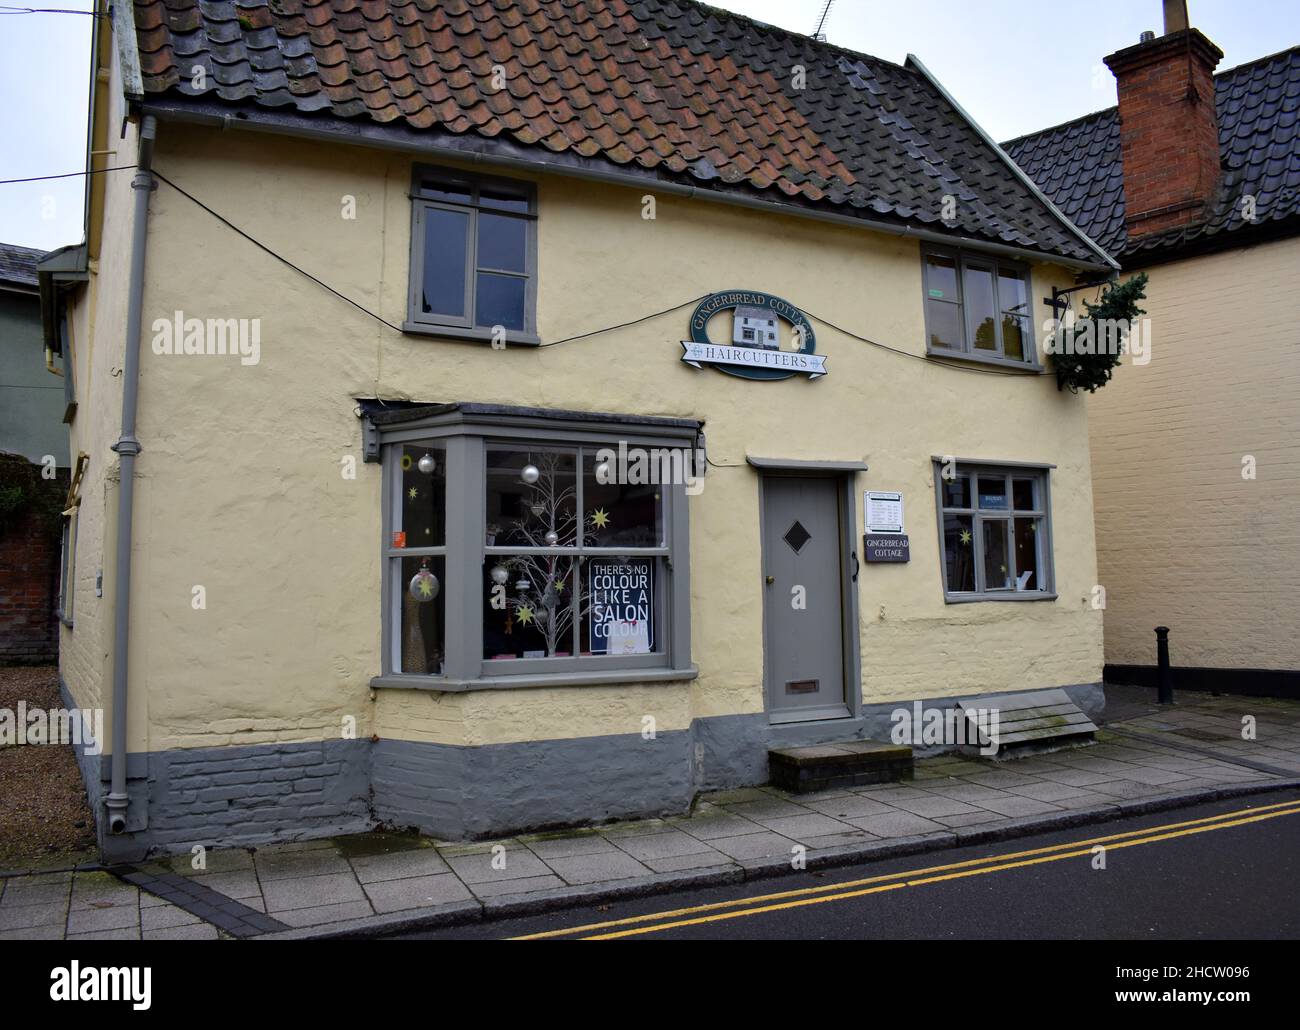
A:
[761, 475, 849, 719]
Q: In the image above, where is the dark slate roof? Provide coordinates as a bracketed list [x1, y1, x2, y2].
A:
[131, 0, 1108, 265]
[1004, 46, 1300, 262]
[0, 242, 45, 290]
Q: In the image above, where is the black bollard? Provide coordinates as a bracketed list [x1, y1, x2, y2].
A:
[1155, 626, 1173, 704]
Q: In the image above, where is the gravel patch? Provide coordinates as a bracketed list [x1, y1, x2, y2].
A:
[0, 666, 97, 870]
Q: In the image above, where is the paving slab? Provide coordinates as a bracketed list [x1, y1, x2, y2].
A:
[546, 851, 652, 885]
[350, 849, 451, 884]
[363, 873, 473, 912]
[756, 813, 857, 839]
[707, 831, 799, 861]
[610, 829, 719, 862]
[845, 811, 946, 838]
[260, 872, 367, 912]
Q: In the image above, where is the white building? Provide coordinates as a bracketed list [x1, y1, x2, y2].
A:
[732, 305, 779, 349]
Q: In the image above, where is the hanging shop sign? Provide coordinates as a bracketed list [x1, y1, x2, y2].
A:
[680, 290, 827, 381]
[588, 558, 654, 654]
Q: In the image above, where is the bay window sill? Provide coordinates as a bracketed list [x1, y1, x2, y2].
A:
[370, 664, 699, 692]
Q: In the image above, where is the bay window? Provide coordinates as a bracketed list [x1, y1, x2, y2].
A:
[372, 404, 696, 689]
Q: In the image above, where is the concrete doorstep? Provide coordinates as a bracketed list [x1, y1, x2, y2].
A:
[3, 694, 1300, 940]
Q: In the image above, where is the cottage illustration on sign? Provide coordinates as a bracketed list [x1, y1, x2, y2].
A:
[680, 290, 827, 381]
[732, 305, 779, 349]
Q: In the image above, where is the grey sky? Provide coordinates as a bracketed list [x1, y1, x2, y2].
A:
[1, 0, 1296, 253]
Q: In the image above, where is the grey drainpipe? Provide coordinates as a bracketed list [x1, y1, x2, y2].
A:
[104, 114, 157, 835]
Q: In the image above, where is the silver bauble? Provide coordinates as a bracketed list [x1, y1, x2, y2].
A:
[417, 452, 437, 474]
[521, 463, 540, 485]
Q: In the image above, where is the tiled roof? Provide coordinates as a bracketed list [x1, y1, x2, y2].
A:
[1004, 46, 1300, 261]
[0, 242, 45, 289]
[131, 0, 1106, 264]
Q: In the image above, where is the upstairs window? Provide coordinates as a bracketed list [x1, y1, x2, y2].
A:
[923, 247, 1035, 366]
[406, 166, 538, 344]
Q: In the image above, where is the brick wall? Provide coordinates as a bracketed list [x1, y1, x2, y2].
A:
[1087, 235, 1300, 671]
[1105, 29, 1224, 237]
[0, 473, 66, 664]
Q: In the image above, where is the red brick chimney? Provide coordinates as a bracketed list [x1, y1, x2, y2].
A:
[1104, 1, 1224, 237]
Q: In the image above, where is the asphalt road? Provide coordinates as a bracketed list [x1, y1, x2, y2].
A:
[392, 790, 1300, 940]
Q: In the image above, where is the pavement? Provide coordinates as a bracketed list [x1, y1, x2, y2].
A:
[399, 789, 1300, 940]
[3, 686, 1300, 940]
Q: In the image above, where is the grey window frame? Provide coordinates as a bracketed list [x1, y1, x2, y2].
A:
[921, 245, 1039, 369]
[404, 164, 540, 346]
[57, 512, 76, 627]
[933, 459, 1056, 603]
[372, 411, 696, 691]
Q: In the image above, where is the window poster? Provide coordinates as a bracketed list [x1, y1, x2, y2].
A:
[588, 558, 653, 655]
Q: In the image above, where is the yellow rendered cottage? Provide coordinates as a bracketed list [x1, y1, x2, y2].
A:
[45, 0, 1120, 861]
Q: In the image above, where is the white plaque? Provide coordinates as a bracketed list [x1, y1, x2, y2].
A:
[865, 491, 904, 534]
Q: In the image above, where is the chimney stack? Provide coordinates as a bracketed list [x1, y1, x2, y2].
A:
[1104, 2, 1223, 238]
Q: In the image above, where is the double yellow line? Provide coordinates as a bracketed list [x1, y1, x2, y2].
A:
[512, 798, 1300, 940]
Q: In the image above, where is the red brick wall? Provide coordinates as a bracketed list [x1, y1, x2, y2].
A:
[1105, 30, 1223, 237]
[0, 476, 65, 664]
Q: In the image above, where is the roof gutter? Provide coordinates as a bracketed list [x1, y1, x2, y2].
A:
[104, 113, 157, 838]
[140, 99, 1116, 275]
[904, 54, 1121, 272]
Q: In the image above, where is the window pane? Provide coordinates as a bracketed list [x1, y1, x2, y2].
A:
[927, 300, 962, 351]
[419, 177, 472, 204]
[998, 267, 1029, 315]
[941, 472, 970, 509]
[964, 264, 997, 351]
[398, 444, 446, 546]
[581, 556, 660, 655]
[1002, 314, 1028, 361]
[479, 188, 530, 214]
[977, 476, 1008, 509]
[420, 207, 468, 318]
[925, 253, 958, 299]
[982, 519, 1012, 591]
[1012, 477, 1037, 511]
[1014, 517, 1041, 591]
[583, 449, 665, 548]
[483, 555, 576, 659]
[943, 514, 975, 593]
[475, 272, 526, 330]
[486, 448, 577, 548]
[399, 556, 445, 674]
[477, 213, 526, 272]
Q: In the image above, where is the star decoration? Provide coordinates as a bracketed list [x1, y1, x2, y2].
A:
[414, 575, 435, 600]
[590, 507, 611, 529]
[516, 604, 535, 626]
[959, 529, 972, 545]
[408, 487, 419, 500]
[555, 580, 566, 591]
